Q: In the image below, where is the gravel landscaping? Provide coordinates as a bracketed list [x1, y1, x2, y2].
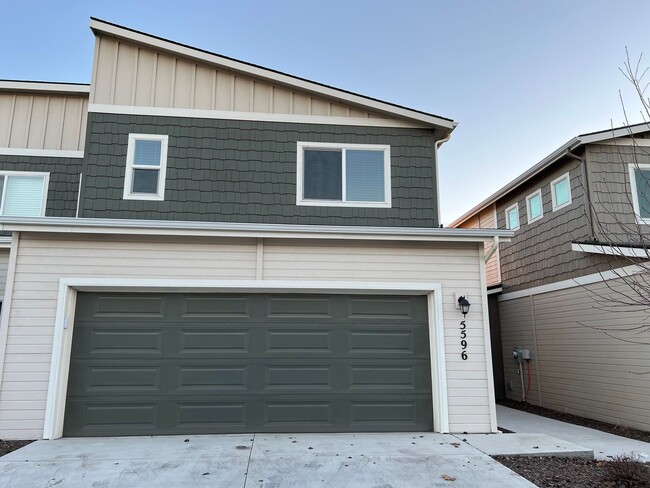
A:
[0, 439, 34, 457]
[495, 455, 650, 488]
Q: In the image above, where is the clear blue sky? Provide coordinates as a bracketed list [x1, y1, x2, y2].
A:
[2, 0, 649, 223]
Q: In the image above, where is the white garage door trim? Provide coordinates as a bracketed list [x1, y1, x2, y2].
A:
[44, 278, 448, 439]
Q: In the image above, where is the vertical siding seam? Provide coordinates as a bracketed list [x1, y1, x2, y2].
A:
[530, 295, 543, 405]
[308, 97, 312, 115]
[23, 96, 34, 149]
[58, 98, 67, 150]
[78, 98, 88, 152]
[170, 58, 177, 107]
[131, 48, 139, 106]
[230, 75, 236, 111]
[289, 91, 294, 114]
[0, 232, 21, 394]
[211, 70, 217, 110]
[110, 42, 118, 105]
[250, 81, 255, 111]
[190, 64, 196, 109]
[41, 97, 50, 150]
[150, 53, 158, 107]
[269, 86, 274, 113]
[89, 37, 101, 104]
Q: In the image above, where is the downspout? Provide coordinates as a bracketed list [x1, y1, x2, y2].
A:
[565, 147, 596, 241]
[434, 132, 453, 227]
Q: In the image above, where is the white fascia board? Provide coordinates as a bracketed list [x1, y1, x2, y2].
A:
[0, 148, 84, 158]
[571, 242, 650, 259]
[579, 123, 650, 144]
[89, 19, 456, 131]
[499, 262, 647, 301]
[0, 80, 90, 95]
[88, 104, 429, 129]
[0, 217, 513, 243]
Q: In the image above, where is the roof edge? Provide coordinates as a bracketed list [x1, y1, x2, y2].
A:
[89, 17, 457, 132]
[0, 80, 90, 95]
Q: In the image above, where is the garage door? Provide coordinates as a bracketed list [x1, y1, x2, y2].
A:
[64, 293, 433, 436]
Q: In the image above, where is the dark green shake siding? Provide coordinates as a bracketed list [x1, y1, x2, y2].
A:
[79, 113, 439, 227]
[0, 155, 82, 217]
[64, 293, 433, 436]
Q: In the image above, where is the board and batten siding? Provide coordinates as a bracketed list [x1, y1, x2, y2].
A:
[499, 278, 650, 431]
[0, 92, 88, 151]
[455, 204, 500, 286]
[91, 35, 388, 120]
[0, 234, 492, 439]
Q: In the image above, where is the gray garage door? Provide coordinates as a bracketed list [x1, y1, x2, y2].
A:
[64, 293, 433, 436]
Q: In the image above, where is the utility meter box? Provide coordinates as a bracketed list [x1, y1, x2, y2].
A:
[513, 347, 532, 362]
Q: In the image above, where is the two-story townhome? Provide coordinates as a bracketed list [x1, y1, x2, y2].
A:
[0, 19, 510, 440]
[452, 124, 650, 432]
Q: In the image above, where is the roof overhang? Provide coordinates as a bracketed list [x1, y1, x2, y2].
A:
[89, 18, 457, 133]
[0, 217, 512, 243]
[0, 80, 90, 96]
[572, 242, 650, 259]
[449, 122, 650, 227]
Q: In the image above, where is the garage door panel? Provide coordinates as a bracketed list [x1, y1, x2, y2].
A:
[64, 293, 433, 436]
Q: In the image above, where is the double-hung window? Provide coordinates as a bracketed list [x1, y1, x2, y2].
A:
[296, 142, 391, 207]
[123, 134, 168, 201]
[551, 172, 572, 211]
[504, 203, 520, 231]
[629, 163, 650, 224]
[526, 189, 543, 224]
[0, 172, 49, 217]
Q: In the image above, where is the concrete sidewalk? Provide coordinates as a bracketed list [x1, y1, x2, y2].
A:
[497, 405, 650, 462]
[0, 433, 536, 488]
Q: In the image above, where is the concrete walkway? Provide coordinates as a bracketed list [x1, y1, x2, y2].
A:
[0, 433, 535, 488]
[497, 405, 650, 462]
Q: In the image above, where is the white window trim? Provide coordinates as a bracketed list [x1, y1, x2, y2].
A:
[0, 170, 50, 217]
[296, 141, 392, 208]
[550, 172, 572, 211]
[628, 163, 650, 225]
[504, 203, 520, 231]
[123, 134, 168, 201]
[525, 189, 544, 224]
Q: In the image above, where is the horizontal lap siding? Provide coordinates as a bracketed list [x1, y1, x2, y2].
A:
[0, 249, 9, 300]
[0, 235, 491, 438]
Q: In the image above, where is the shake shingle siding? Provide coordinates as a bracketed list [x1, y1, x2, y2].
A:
[79, 113, 439, 227]
[496, 156, 612, 292]
[0, 155, 82, 217]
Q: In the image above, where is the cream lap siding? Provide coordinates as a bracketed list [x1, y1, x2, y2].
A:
[499, 278, 650, 431]
[0, 249, 9, 300]
[91, 35, 389, 120]
[0, 234, 492, 438]
[0, 93, 88, 151]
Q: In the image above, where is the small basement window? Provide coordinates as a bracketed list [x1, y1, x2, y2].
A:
[504, 203, 520, 231]
[551, 172, 572, 210]
[296, 142, 391, 207]
[123, 134, 168, 201]
[629, 163, 650, 223]
[0, 172, 49, 217]
[526, 189, 543, 224]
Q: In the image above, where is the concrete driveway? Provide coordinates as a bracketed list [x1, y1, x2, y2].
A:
[0, 433, 534, 487]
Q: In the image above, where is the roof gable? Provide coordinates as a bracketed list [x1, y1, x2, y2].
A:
[89, 18, 455, 131]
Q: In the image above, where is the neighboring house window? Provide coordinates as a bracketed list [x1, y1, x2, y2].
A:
[551, 172, 572, 211]
[526, 189, 543, 223]
[296, 142, 391, 207]
[123, 134, 168, 201]
[0, 172, 49, 217]
[629, 163, 650, 223]
[504, 203, 520, 231]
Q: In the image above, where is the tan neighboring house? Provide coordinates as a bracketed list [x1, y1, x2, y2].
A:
[0, 18, 513, 440]
[451, 124, 650, 432]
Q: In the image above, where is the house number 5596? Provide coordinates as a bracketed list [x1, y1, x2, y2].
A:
[460, 320, 468, 360]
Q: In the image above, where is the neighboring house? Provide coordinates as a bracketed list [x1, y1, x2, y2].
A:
[0, 19, 509, 440]
[451, 124, 650, 432]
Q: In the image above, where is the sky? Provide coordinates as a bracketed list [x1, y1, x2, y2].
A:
[2, 0, 650, 224]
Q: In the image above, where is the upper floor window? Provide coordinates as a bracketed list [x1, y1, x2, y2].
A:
[123, 134, 168, 201]
[296, 142, 391, 207]
[526, 189, 543, 224]
[0, 172, 49, 217]
[551, 172, 572, 211]
[629, 164, 650, 223]
[505, 203, 520, 231]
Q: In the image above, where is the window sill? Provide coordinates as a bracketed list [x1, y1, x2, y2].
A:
[296, 199, 391, 208]
[123, 193, 165, 201]
[527, 215, 543, 225]
[552, 201, 571, 212]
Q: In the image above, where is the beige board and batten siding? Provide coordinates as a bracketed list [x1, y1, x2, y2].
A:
[0, 92, 88, 151]
[91, 35, 388, 119]
[0, 234, 492, 439]
[586, 143, 650, 244]
[500, 278, 650, 431]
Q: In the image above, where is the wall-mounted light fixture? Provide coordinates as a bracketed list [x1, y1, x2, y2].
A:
[457, 296, 471, 317]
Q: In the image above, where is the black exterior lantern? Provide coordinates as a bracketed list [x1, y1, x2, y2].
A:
[457, 296, 471, 317]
